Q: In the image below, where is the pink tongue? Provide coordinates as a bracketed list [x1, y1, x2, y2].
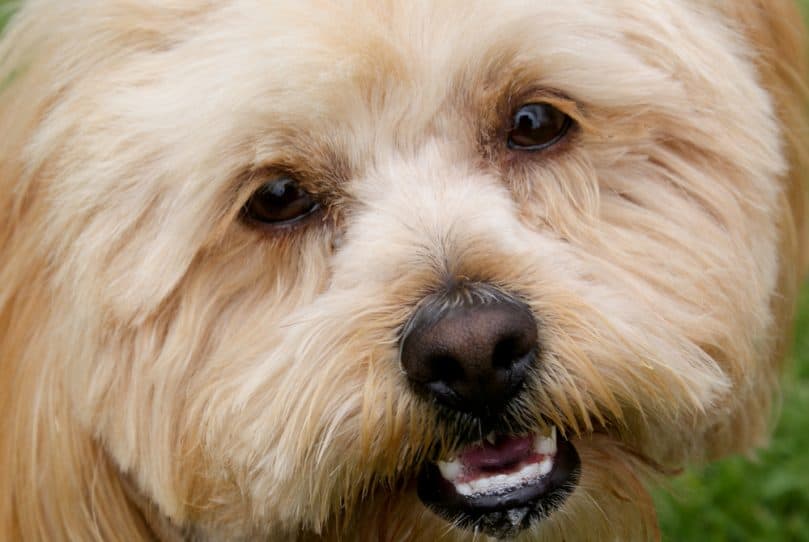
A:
[457, 435, 533, 469]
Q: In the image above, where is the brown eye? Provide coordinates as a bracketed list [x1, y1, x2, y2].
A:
[242, 177, 320, 226]
[507, 103, 572, 151]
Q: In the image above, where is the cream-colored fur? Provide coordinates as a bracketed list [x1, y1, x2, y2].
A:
[1, 1, 807, 540]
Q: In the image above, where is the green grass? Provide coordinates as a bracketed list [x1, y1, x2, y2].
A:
[1, 1, 808, 540]
[0, 1, 13, 31]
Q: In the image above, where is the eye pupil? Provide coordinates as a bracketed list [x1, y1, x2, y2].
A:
[516, 110, 539, 131]
[508, 103, 571, 151]
[269, 178, 293, 199]
[267, 178, 302, 206]
[242, 176, 320, 226]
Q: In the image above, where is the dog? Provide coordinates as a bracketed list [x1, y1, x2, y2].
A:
[1, 1, 807, 540]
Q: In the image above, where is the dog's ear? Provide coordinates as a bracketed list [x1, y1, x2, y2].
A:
[718, 0, 809, 278]
[700, 0, 809, 461]
[718, 1, 809, 342]
[0, 6, 174, 540]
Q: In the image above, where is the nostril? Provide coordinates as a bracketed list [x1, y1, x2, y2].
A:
[492, 335, 533, 371]
[428, 354, 464, 384]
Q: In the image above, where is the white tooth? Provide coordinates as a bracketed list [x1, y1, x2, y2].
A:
[534, 427, 558, 455]
[486, 431, 497, 445]
[516, 464, 530, 479]
[539, 457, 553, 476]
[493, 474, 509, 487]
[470, 478, 490, 494]
[455, 482, 474, 496]
[533, 435, 545, 453]
[437, 460, 463, 481]
[520, 463, 540, 480]
[536, 437, 556, 455]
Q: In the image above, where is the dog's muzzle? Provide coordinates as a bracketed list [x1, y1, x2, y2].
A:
[399, 284, 581, 538]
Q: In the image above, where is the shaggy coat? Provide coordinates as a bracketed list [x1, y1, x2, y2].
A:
[1, 0, 807, 540]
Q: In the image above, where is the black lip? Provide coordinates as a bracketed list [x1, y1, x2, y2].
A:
[417, 437, 581, 538]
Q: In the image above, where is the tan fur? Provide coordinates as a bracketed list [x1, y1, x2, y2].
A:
[0, 1, 806, 540]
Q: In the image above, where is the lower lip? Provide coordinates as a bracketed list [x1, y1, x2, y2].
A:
[416, 436, 581, 537]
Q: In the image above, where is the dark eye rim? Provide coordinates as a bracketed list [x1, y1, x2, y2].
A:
[240, 176, 325, 232]
[506, 103, 574, 152]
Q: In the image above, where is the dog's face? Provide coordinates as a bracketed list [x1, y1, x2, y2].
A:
[2, 0, 802, 540]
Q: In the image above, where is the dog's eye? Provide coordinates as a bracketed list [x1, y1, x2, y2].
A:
[507, 103, 572, 151]
[242, 177, 320, 226]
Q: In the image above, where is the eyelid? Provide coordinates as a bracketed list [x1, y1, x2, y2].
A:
[508, 89, 591, 134]
[528, 97, 585, 131]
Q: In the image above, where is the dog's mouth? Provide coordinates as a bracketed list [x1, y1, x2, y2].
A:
[417, 427, 580, 538]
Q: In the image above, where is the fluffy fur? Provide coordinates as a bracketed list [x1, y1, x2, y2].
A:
[1, 0, 807, 540]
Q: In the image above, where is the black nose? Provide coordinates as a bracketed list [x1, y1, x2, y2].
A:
[400, 288, 538, 415]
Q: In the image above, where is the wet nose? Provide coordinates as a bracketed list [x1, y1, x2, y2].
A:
[400, 290, 538, 415]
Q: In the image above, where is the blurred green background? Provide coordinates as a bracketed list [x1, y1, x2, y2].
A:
[0, 2, 11, 30]
[1, 1, 808, 540]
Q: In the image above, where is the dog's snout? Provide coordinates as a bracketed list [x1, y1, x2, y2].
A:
[400, 288, 538, 415]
